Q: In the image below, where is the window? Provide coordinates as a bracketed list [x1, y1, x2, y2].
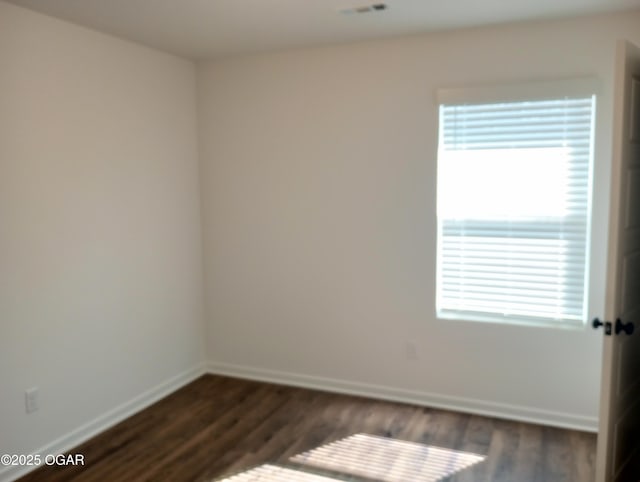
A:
[436, 80, 597, 326]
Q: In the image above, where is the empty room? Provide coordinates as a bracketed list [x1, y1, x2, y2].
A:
[2, 0, 640, 481]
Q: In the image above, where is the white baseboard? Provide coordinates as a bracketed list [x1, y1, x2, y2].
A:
[0, 363, 206, 482]
[207, 361, 598, 433]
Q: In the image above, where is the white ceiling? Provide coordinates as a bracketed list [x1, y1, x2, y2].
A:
[6, 0, 640, 59]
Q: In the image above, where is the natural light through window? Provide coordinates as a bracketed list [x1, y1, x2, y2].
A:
[290, 433, 485, 482]
[216, 464, 343, 481]
[216, 434, 486, 482]
[435, 86, 596, 327]
[438, 147, 570, 219]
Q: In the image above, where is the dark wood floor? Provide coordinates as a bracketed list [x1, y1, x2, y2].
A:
[18, 375, 596, 482]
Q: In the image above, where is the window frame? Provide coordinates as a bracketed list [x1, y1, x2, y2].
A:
[434, 78, 599, 329]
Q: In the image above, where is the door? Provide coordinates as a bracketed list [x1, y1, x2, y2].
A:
[595, 39, 640, 482]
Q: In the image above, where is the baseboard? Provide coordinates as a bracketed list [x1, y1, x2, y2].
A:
[207, 361, 598, 433]
[1, 363, 207, 482]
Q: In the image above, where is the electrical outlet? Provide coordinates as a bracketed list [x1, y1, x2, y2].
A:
[25, 387, 39, 413]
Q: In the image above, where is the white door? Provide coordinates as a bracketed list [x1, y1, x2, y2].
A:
[595, 39, 640, 482]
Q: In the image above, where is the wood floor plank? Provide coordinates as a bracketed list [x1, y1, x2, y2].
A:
[17, 375, 596, 482]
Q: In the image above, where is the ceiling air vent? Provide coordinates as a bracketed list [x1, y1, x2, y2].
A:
[339, 3, 388, 15]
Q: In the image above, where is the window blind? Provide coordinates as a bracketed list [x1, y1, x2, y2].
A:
[436, 94, 595, 325]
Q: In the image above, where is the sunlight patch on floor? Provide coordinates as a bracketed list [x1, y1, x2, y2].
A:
[216, 464, 343, 481]
[290, 433, 486, 482]
[216, 433, 486, 481]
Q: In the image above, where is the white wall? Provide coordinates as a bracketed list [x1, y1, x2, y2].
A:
[199, 11, 640, 430]
[0, 2, 205, 478]
[3, 4, 640, 478]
